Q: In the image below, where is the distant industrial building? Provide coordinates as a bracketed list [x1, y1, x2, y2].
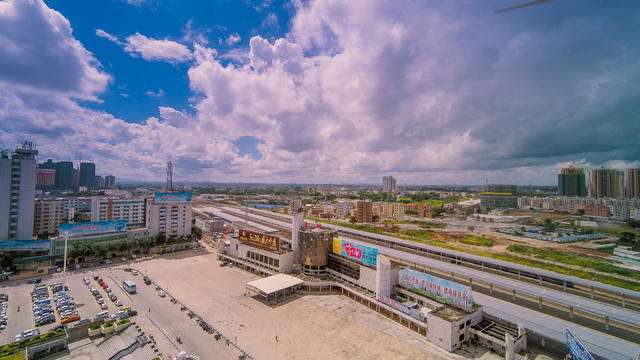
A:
[481, 185, 518, 210]
[382, 175, 397, 192]
[558, 166, 586, 197]
[588, 168, 624, 199]
[0, 142, 38, 240]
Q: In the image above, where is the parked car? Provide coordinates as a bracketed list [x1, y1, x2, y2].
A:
[131, 270, 138, 276]
[100, 303, 108, 310]
[158, 291, 166, 298]
[114, 300, 123, 307]
[61, 315, 80, 324]
[74, 318, 91, 326]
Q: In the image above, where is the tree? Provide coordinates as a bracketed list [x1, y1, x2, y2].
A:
[191, 226, 203, 240]
[543, 218, 556, 231]
[372, 215, 379, 223]
[117, 241, 130, 255]
[94, 246, 107, 259]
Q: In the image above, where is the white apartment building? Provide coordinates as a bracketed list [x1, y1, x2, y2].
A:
[33, 199, 65, 236]
[91, 196, 146, 228]
[335, 202, 351, 218]
[146, 193, 192, 237]
[0, 143, 37, 240]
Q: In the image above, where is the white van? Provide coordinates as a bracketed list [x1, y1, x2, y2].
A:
[94, 311, 109, 320]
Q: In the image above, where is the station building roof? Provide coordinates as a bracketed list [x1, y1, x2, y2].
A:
[246, 274, 304, 296]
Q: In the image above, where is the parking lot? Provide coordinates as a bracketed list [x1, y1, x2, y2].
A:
[0, 266, 135, 345]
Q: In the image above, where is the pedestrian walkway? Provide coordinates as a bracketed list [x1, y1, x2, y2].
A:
[161, 318, 197, 334]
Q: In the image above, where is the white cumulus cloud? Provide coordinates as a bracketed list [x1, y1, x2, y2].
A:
[124, 33, 193, 63]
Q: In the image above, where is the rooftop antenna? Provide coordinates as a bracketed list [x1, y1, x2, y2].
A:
[166, 161, 173, 192]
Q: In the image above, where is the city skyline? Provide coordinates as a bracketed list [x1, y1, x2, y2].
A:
[1, 0, 639, 185]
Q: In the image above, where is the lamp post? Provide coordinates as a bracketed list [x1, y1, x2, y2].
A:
[62, 231, 69, 287]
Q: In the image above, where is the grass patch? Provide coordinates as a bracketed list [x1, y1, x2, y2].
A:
[507, 245, 640, 280]
[336, 222, 382, 234]
[400, 229, 434, 241]
[460, 236, 493, 247]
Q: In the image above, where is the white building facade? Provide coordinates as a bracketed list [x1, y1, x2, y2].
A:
[0, 143, 37, 240]
[146, 194, 192, 237]
[91, 197, 146, 228]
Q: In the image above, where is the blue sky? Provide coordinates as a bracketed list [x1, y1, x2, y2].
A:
[0, 0, 639, 185]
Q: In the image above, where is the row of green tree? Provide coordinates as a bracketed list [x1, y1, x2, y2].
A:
[67, 226, 202, 263]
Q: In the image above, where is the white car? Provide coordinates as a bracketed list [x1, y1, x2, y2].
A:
[131, 270, 138, 276]
[100, 303, 108, 310]
[158, 291, 165, 298]
[114, 300, 123, 307]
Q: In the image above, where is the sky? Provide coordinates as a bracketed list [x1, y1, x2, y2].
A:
[0, 0, 639, 186]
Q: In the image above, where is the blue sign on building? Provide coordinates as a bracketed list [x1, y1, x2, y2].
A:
[155, 192, 192, 203]
[59, 220, 127, 236]
[399, 268, 473, 312]
[566, 328, 594, 360]
[333, 238, 378, 266]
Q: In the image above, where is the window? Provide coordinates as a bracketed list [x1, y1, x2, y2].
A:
[459, 323, 464, 330]
[459, 334, 464, 342]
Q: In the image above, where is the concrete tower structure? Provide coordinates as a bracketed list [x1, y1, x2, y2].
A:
[0, 142, 38, 240]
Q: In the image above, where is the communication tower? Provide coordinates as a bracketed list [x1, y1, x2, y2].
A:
[166, 161, 173, 192]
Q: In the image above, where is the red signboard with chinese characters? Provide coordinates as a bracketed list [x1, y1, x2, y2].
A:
[238, 229, 280, 252]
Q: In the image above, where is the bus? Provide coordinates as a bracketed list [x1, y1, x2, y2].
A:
[123, 280, 136, 294]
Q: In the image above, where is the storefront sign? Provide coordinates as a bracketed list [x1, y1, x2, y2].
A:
[238, 229, 280, 252]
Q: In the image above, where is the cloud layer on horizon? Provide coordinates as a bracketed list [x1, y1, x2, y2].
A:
[0, 0, 639, 185]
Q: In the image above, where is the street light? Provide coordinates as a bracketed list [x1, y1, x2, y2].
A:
[62, 231, 69, 287]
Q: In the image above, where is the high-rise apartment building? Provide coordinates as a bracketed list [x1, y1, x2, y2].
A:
[33, 199, 65, 236]
[382, 175, 397, 192]
[35, 168, 56, 191]
[0, 142, 37, 240]
[627, 168, 640, 199]
[558, 166, 586, 197]
[91, 197, 146, 228]
[481, 185, 518, 209]
[105, 175, 116, 189]
[54, 161, 74, 190]
[79, 162, 96, 189]
[355, 200, 373, 223]
[588, 168, 623, 199]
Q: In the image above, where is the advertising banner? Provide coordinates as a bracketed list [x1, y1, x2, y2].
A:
[238, 229, 280, 253]
[59, 220, 127, 236]
[154, 192, 192, 203]
[399, 268, 473, 312]
[333, 238, 378, 266]
[0, 240, 51, 251]
[566, 328, 595, 360]
[377, 294, 425, 321]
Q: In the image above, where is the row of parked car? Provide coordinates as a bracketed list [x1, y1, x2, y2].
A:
[0, 293, 8, 332]
[31, 284, 56, 327]
[51, 283, 81, 324]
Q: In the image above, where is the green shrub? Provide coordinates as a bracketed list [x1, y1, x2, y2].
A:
[460, 236, 493, 247]
[89, 325, 101, 331]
